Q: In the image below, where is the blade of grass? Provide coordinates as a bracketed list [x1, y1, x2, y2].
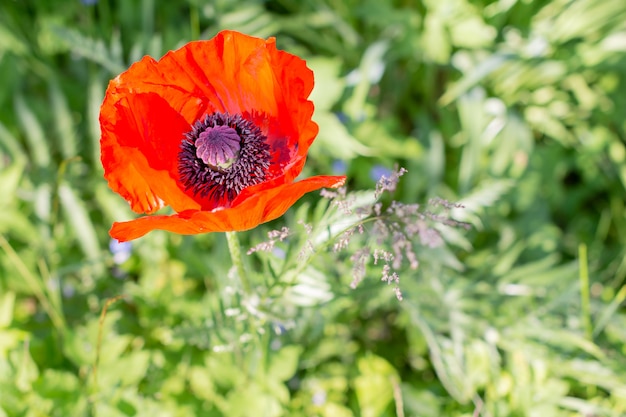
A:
[579, 243, 592, 341]
[49, 80, 78, 160]
[87, 76, 105, 167]
[58, 182, 101, 262]
[0, 235, 66, 332]
[592, 282, 626, 338]
[0, 121, 25, 162]
[14, 93, 50, 168]
[92, 295, 125, 389]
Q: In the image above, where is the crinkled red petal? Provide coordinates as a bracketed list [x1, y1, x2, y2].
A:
[109, 175, 346, 242]
[100, 92, 202, 213]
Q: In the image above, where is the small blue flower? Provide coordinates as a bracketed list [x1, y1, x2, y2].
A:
[334, 111, 349, 125]
[273, 322, 287, 335]
[332, 159, 347, 175]
[109, 239, 132, 264]
[370, 165, 392, 182]
[63, 283, 76, 298]
[272, 247, 286, 259]
[81, 0, 98, 5]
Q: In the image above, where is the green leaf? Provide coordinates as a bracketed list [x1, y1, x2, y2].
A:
[0, 291, 15, 329]
[314, 112, 372, 159]
[344, 40, 389, 119]
[225, 383, 283, 417]
[49, 80, 78, 160]
[14, 94, 50, 168]
[451, 179, 515, 228]
[309, 58, 346, 112]
[354, 354, 397, 417]
[440, 53, 514, 106]
[422, 14, 451, 64]
[87, 76, 105, 166]
[188, 365, 216, 401]
[268, 345, 302, 381]
[284, 267, 333, 306]
[101, 350, 151, 387]
[11, 343, 39, 392]
[48, 25, 126, 74]
[0, 161, 24, 209]
[34, 368, 80, 397]
[58, 183, 101, 261]
[0, 122, 24, 163]
[0, 23, 28, 55]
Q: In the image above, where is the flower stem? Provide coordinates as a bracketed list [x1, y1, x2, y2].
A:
[225, 231, 252, 295]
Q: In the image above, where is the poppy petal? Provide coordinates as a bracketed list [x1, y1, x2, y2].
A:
[265, 44, 318, 154]
[103, 31, 313, 131]
[100, 91, 202, 213]
[109, 175, 346, 242]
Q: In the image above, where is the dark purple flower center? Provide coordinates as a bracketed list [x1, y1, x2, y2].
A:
[195, 125, 241, 170]
[178, 113, 271, 204]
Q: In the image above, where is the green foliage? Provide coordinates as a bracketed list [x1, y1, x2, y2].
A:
[1, 0, 626, 416]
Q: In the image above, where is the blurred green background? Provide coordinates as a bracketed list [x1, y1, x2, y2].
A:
[1, 0, 626, 416]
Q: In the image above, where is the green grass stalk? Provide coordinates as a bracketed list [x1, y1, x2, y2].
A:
[579, 243, 592, 341]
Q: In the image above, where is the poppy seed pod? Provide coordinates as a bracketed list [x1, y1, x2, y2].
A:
[100, 30, 346, 241]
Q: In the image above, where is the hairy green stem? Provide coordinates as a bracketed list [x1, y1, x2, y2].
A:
[225, 231, 252, 295]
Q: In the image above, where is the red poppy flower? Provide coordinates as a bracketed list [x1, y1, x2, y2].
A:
[100, 30, 346, 242]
